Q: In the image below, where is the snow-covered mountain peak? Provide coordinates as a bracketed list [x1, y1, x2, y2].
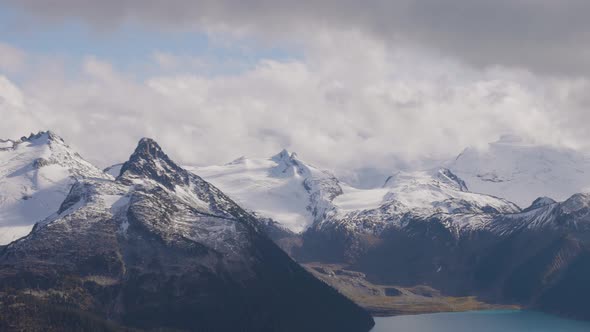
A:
[334, 168, 518, 223]
[561, 193, 590, 214]
[188, 151, 342, 233]
[523, 196, 557, 212]
[0, 130, 107, 181]
[269, 148, 311, 178]
[8, 131, 108, 180]
[271, 148, 292, 162]
[449, 136, 590, 207]
[25, 130, 63, 143]
[1, 130, 64, 150]
[0, 131, 109, 244]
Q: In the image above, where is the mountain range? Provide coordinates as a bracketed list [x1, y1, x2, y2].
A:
[3, 130, 590, 329]
[188, 137, 590, 320]
[0, 132, 373, 331]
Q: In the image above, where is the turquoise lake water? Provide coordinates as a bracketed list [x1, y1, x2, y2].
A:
[371, 310, 590, 332]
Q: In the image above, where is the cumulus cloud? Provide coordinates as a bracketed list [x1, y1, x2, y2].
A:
[2, 2, 590, 174]
[1, 33, 588, 174]
[5, 0, 590, 76]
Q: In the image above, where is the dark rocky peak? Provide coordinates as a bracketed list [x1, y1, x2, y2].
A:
[523, 196, 557, 212]
[270, 148, 310, 177]
[117, 138, 190, 189]
[129, 137, 169, 161]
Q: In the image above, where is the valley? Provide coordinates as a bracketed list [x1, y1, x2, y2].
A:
[304, 263, 519, 317]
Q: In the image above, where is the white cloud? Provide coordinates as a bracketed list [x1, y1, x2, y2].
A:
[6, 0, 590, 76]
[1, 34, 588, 173]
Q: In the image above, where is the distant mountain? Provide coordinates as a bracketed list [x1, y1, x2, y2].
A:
[334, 167, 518, 222]
[190, 151, 522, 263]
[191, 151, 519, 234]
[0, 138, 374, 331]
[448, 135, 590, 207]
[188, 149, 342, 233]
[301, 167, 520, 261]
[0, 131, 110, 244]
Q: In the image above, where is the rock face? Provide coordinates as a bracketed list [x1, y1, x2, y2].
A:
[0, 131, 110, 244]
[0, 138, 374, 332]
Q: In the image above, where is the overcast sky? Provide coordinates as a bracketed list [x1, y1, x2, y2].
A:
[1, 0, 590, 172]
